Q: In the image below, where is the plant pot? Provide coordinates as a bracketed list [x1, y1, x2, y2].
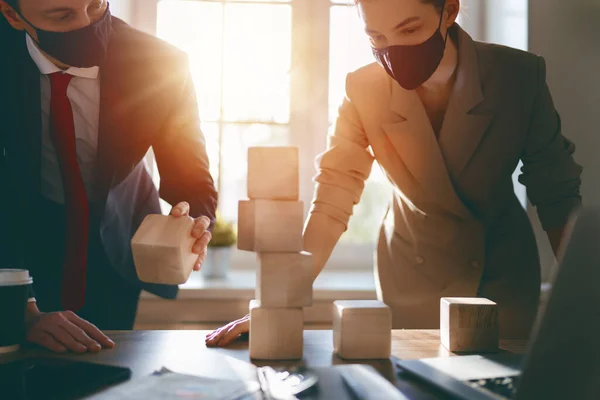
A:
[201, 247, 233, 279]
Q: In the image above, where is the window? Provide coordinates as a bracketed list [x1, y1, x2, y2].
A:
[157, 0, 292, 222]
[149, 0, 528, 270]
[153, 0, 392, 270]
[328, 1, 393, 244]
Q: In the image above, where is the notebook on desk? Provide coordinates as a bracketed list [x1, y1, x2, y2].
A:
[396, 207, 600, 400]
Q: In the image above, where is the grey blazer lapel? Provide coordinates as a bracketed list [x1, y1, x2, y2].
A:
[382, 69, 472, 219]
[439, 26, 494, 180]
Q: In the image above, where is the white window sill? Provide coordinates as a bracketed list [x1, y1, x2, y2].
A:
[141, 269, 377, 301]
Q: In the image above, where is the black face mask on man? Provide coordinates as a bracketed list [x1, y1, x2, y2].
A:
[372, 1, 448, 91]
[19, 4, 112, 68]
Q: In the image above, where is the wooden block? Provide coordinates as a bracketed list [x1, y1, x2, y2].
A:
[237, 200, 304, 252]
[131, 214, 197, 285]
[248, 147, 299, 200]
[257, 252, 313, 308]
[440, 297, 499, 353]
[333, 300, 392, 359]
[249, 300, 304, 360]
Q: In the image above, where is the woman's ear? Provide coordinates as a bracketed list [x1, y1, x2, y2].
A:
[0, 2, 26, 31]
[445, 0, 460, 27]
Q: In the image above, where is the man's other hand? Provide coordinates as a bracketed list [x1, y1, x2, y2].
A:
[26, 308, 115, 353]
[170, 201, 212, 271]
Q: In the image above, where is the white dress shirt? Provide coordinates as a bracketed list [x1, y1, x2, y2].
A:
[26, 35, 101, 204]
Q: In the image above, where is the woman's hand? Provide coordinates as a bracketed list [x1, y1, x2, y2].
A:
[205, 315, 249, 347]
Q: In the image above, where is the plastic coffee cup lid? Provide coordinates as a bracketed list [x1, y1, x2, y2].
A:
[0, 269, 33, 286]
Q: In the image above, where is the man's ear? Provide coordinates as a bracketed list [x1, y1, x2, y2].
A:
[0, 1, 26, 31]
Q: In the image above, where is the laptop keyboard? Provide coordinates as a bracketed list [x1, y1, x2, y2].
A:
[466, 376, 520, 399]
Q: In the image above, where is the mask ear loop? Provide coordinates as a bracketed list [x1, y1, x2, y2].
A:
[438, 0, 450, 44]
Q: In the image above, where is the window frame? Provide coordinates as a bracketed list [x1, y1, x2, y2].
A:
[131, 0, 375, 271]
[128, 0, 529, 272]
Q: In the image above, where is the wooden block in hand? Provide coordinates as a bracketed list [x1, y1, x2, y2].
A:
[257, 252, 313, 307]
[249, 300, 304, 360]
[440, 297, 499, 353]
[237, 200, 304, 252]
[333, 300, 392, 359]
[131, 214, 197, 285]
[248, 147, 299, 200]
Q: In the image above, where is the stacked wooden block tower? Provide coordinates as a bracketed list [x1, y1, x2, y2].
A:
[238, 147, 313, 360]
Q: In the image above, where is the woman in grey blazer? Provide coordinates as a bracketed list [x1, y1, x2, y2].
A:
[207, 0, 582, 346]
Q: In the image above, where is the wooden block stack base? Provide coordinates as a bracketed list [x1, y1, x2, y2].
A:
[333, 300, 392, 360]
[440, 297, 499, 353]
[249, 300, 304, 360]
[131, 215, 197, 285]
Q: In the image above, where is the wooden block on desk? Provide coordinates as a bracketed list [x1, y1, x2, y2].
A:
[333, 300, 392, 360]
[131, 214, 197, 285]
[248, 147, 299, 200]
[257, 252, 313, 307]
[440, 297, 499, 353]
[249, 300, 304, 360]
[237, 200, 304, 252]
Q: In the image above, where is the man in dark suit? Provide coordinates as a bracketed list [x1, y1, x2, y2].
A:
[0, 0, 217, 353]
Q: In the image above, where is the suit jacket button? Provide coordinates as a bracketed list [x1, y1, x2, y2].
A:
[471, 260, 481, 269]
[415, 256, 425, 265]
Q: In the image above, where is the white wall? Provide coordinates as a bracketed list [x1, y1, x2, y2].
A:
[111, 0, 157, 34]
[529, 0, 600, 278]
[110, 0, 133, 23]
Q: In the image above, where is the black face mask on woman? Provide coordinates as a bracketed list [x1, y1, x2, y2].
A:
[19, 4, 113, 68]
[372, 1, 448, 91]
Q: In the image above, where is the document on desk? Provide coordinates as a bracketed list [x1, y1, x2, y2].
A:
[90, 367, 260, 400]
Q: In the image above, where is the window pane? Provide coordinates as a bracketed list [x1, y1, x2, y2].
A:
[219, 124, 290, 221]
[157, 0, 223, 121]
[329, 5, 373, 123]
[232, 0, 290, 2]
[340, 164, 393, 244]
[200, 122, 221, 188]
[222, 4, 291, 123]
[329, 6, 393, 244]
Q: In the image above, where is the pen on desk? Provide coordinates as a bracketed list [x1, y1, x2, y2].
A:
[340, 370, 368, 400]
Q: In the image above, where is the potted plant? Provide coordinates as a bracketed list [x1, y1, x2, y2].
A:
[201, 213, 237, 279]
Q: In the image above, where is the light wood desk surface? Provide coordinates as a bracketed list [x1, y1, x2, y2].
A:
[16, 330, 528, 398]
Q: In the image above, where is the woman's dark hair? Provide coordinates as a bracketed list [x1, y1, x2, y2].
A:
[422, 0, 445, 12]
[354, 0, 445, 13]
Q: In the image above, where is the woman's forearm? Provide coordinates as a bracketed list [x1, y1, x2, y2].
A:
[303, 213, 346, 282]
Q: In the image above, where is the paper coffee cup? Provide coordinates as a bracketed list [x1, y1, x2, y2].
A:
[0, 269, 33, 354]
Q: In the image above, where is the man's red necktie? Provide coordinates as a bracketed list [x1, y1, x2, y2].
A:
[49, 72, 89, 312]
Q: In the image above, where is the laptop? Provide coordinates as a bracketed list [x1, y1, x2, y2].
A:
[395, 207, 600, 400]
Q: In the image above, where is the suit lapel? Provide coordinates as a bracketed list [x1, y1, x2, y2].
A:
[438, 27, 494, 180]
[96, 20, 127, 217]
[96, 65, 117, 215]
[382, 61, 472, 219]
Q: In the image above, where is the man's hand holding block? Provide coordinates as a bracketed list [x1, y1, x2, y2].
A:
[333, 300, 392, 360]
[257, 252, 313, 308]
[131, 214, 197, 285]
[237, 200, 304, 252]
[249, 300, 304, 360]
[248, 147, 299, 200]
[440, 297, 499, 353]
